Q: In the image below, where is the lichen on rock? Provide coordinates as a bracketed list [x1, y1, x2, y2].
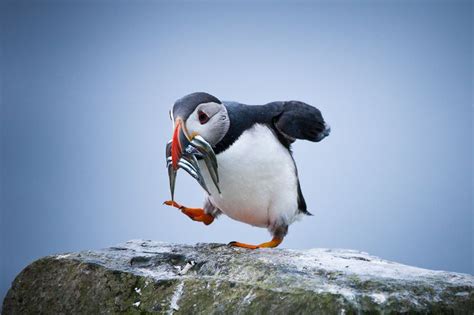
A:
[2, 240, 473, 314]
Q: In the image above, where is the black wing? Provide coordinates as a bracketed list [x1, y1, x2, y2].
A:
[268, 101, 330, 144]
[265, 101, 329, 216]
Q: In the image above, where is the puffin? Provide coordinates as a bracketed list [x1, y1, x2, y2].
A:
[164, 92, 330, 249]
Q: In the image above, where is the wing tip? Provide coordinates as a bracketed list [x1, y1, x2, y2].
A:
[315, 123, 331, 142]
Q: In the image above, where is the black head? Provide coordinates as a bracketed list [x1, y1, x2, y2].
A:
[172, 92, 222, 121]
[170, 92, 230, 148]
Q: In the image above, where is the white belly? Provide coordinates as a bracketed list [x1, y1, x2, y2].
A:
[199, 124, 299, 228]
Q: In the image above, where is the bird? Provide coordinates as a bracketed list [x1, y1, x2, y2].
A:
[164, 92, 330, 249]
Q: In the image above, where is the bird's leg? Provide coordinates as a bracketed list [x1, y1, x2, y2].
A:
[229, 224, 287, 249]
[228, 237, 283, 249]
[163, 200, 214, 225]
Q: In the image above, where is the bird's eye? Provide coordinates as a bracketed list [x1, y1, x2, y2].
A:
[198, 110, 210, 124]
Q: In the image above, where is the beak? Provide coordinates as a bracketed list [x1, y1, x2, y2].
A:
[165, 140, 177, 201]
[171, 119, 190, 171]
[166, 118, 220, 201]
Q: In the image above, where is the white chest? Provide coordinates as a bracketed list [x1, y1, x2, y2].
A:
[199, 124, 299, 228]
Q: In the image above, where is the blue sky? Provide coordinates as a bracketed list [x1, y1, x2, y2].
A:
[1, 0, 472, 302]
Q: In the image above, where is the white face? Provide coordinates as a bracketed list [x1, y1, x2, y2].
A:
[185, 102, 230, 146]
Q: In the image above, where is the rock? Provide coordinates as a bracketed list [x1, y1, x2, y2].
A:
[2, 240, 473, 314]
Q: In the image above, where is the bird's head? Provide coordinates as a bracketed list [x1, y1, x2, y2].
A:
[166, 92, 229, 200]
[171, 92, 230, 152]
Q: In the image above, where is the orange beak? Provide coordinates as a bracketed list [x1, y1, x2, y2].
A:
[171, 120, 183, 170]
[171, 118, 193, 171]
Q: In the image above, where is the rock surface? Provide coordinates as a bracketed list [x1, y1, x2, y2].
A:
[2, 240, 473, 314]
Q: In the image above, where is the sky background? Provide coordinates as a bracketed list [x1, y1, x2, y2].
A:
[1, 0, 472, 303]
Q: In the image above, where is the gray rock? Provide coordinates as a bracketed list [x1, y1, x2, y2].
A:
[2, 240, 473, 314]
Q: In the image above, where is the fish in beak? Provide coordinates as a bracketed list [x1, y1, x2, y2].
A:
[166, 118, 220, 201]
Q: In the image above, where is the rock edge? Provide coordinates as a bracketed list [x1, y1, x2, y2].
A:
[2, 240, 473, 314]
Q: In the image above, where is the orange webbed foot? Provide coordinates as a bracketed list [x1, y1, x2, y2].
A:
[228, 237, 283, 249]
[163, 200, 214, 225]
